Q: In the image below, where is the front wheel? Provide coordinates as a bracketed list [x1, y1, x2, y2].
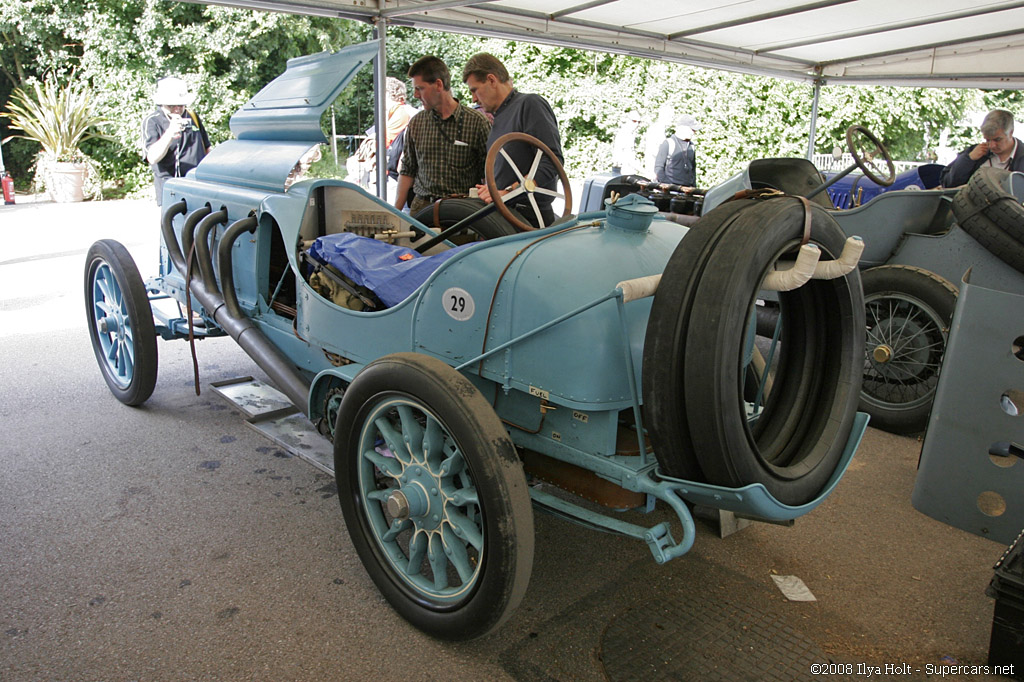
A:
[84, 240, 158, 406]
[859, 265, 957, 434]
[334, 353, 533, 640]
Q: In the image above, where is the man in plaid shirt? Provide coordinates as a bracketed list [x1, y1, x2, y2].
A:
[395, 55, 491, 214]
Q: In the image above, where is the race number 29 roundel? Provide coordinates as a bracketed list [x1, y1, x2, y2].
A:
[443, 287, 475, 321]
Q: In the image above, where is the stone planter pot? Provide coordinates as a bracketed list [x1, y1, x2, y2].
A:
[48, 162, 87, 203]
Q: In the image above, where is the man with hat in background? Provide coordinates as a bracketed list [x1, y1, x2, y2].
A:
[654, 113, 701, 187]
[142, 77, 211, 205]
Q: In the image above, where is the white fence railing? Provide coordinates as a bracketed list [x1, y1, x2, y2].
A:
[811, 152, 922, 175]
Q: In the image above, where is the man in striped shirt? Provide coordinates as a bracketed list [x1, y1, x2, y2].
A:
[395, 56, 491, 214]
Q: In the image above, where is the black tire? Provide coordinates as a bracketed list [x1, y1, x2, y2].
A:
[334, 353, 533, 640]
[952, 167, 1024, 273]
[412, 197, 519, 245]
[644, 198, 864, 506]
[642, 199, 759, 481]
[85, 239, 158, 406]
[860, 265, 957, 434]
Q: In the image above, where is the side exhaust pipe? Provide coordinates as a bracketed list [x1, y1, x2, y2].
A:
[160, 202, 310, 413]
[195, 208, 228, 293]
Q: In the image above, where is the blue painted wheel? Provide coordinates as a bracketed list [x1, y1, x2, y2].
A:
[85, 240, 158, 406]
[335, 353, 533, 640]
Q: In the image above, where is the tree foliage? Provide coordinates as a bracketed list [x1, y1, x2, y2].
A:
[0, 1, 1009, 194]
[1, 0, 365, 191]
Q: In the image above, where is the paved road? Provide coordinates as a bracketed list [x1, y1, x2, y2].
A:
[0, 199, 1012, 681]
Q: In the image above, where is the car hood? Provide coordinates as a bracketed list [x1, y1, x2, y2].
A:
[194, 40, 378, 193]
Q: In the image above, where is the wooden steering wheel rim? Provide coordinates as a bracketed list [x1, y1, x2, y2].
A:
[485, 132, 573, 232]
[846, 125, 896, 187]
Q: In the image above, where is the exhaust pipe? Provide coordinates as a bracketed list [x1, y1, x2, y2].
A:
[181, 205, 212, 268]
[160, 202, 310, 413]
[218, 216, 257, 320]
[195, 208, 228, 292]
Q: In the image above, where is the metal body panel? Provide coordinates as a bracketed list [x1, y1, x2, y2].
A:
[414, 219, 687, 408]
[913, 278, 1024, 545]
[230, 41, 378, 143]
[196, 41, 378, 193]
[831, 189, 955, 265]
[888, 227, 1024, 293]
[193, 140, 319, 192]
[702, 168, 751, 214]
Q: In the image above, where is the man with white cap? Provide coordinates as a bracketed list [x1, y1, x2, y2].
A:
[142, 77, 211, 205]
[654, 113, 700, 187]
[611, 109, 642, 176]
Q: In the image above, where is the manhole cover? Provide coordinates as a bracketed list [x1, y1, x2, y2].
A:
[601, 593, 849, 682]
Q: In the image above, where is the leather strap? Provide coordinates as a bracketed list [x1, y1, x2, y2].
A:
[794, 195, 813, 245]
[954, 191, 1018, 225]
[727, 187, 784, 202]
[183, 239, 202, 396]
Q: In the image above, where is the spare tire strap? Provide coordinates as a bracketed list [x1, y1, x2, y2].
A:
[432, 199, 443, 230]
[955, 192, 1019, 225]
[795, 195, 812, 246]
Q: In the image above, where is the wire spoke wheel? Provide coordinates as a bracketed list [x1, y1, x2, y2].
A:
[859, 265, 956, 434]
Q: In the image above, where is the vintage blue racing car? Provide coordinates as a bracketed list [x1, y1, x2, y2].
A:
[85, 41, 869, 639]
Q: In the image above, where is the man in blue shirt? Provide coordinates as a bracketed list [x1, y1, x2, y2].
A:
[462, 53, 564, 228]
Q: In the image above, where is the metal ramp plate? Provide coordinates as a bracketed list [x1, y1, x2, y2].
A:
[210, 377, 295, 418]
[211, 377, 334, 475]
[247, 412, 334, 475]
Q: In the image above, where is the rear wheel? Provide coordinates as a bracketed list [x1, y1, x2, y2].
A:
[334, 353, 533, 640]
[84, 239, 158, 406]
[860, 265, 957, 434]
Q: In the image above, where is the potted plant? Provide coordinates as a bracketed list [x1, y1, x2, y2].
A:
[3, 74, 110, 202]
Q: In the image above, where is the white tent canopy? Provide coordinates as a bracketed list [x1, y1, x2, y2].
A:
[191, 0, 1024, 89]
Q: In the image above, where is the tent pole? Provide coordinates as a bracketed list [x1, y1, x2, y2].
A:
[373, 19, 389, 200]
[806, 75, 823, 161]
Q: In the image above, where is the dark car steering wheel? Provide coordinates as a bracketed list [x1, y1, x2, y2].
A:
[806, 124, 895, 201]
[485, 132, 573, 231]
[846, 125, 895, 187]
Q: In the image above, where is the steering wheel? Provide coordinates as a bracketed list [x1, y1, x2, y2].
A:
[485, 132, 573, 231]
[846, 125, 895, 187]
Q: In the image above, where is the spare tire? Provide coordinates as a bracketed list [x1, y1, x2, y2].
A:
[951, 167, 1024, 274]
[412, 197, 520, 244]
[643, 197, 864, 506]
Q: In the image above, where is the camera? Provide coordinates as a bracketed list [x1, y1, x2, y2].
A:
[169, 114, 193, 134]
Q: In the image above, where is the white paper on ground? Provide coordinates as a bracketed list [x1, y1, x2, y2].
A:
[771, 574, 817, 601]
